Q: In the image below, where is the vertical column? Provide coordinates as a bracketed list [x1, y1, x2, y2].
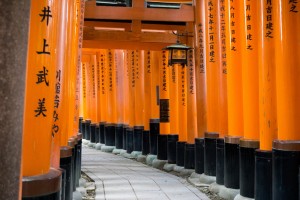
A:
[88, 55, 98, 145]
[255, 3, 277, 198]
[123, 50, 130, 150]
[167, 64, 179, 164]
[216, 0, 228, 186]
[193, 0, 207, 175]
[143, 50, 152, 156]
[176, 63, 188, 167]
[133, 50, 144, 154]
[203, 0, 220, 180]
[238, 0, 260, 199]
[99, 50, 107, 145]
[115, 50, 125, 151]
[185, 47, 197, 170]
[22, 0, 62, 199]
[104, 49, 116, 150]
[220, 0, 243, 197]
[84, 56, 92, 141]
[0, 1, 30, 199]
[127, 50, 136, 154]
[149, 51, 160, 156]
[158, 50, 170, 161]
[273, 1, 300, 200]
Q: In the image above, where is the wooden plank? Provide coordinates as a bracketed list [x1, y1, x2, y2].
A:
[82, 40, 172, 50]
[84, 20, 186, 31]
[83, 27, 177, 43]
[84, 1, 194, 22]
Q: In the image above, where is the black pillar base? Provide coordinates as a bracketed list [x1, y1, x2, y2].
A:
[204, 132, 219, 176]
[90, 123, 96, 143]
[255, 150, 272, 200]
[239, 139, 259, 198]
[105, 124, 116, 146]
[68, 138, 77, 192]
[133, 126, 143, 151]
[157, 134, 168, 160]
[142, 130, 150, 155]
[195, 138, 205, 174]
[77, 133, 82, 187]
[95, 124, 100, 144]
[224, 136, 241, 189]
[79, 117, 83, 133]
[184, 143, 195, 169]
[58, 168, 66, 200]
[216, 138, 225, 185]
[167, 134, 179, 164]
[273, 140, 300, 200]
[99, 122, 106, 144]
[81, 120, 86, 140]
[126, 128, 134, 153]
[22, 168, 62, 200]
[115, 124, 124, 149]
[85, 119, 91, 141]
[60, 146, 73, 200]
[123, 125, 128, 150]
[150, 119, 160, 155]
[176, 141, 186, 167]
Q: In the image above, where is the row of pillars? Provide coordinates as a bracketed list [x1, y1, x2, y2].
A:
[79, 0, 300, 200]
[20, 0, 85, 199]
[0, 0, 299, 199]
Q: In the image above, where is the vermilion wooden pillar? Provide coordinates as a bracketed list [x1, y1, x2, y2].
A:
[22, 0, 61, 199]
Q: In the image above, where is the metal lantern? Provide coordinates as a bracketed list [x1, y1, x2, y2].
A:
[163, 43, 191, 65]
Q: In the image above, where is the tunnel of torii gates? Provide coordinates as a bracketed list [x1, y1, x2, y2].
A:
[0, 0, 300, 200]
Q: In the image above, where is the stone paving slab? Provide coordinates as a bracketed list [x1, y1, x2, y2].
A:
[82, 146, 210, 200]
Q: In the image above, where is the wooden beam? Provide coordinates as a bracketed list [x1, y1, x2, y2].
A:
[84, 20, 186, 31]
[82, 40, 172, 50]
[83, 27, 177, 43]
[84, 1, 194, 22]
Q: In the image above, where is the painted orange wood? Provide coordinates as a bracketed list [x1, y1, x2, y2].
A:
[135, 50, 145, 127]
[241, 0, 259, 140]
[144, 50, 152, 131]
[159, 50, 170, 134]
[226, 0, 244, 137]
[275, 1, 300, 140]
[194, 0, 207, 138]
[22, 0, 57, 176]
[258, 0, 278, 150]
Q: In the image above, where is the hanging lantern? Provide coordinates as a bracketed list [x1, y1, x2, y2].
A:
[163, 43, 191, 65]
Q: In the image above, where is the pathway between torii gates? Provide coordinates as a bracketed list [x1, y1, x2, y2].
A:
[81, 146, 210, 200]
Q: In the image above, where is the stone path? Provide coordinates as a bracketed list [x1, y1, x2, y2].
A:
[82, 146, 210, 200]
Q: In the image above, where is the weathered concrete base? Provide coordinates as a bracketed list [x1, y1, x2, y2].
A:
[95, 143, 104, 150]
[122, 152, 135, 159]
[219, 186, 240, 200]
[79, 178, 86, 187]
[112, 149, 122, 155]
[137, 155, 147, 163]
[179, 169, 195, 177]
[173, 165, 185, 173]
[146, 154, 157, 166]
[199, 173, 216, 185]
[119, 149, 127, 156]
[188, 173, 209, 187]
[82, 139, 89, 145]
[88, 142, 96, 148]
[73, 190, 82, 200]
[101, 145, 115, 153]
[131, 151, 142, 158]
[234, 194, 254, 200]
[163, 163, 176, 172]
[152, 159, 168, 170]
[209, 182, 226, 194]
